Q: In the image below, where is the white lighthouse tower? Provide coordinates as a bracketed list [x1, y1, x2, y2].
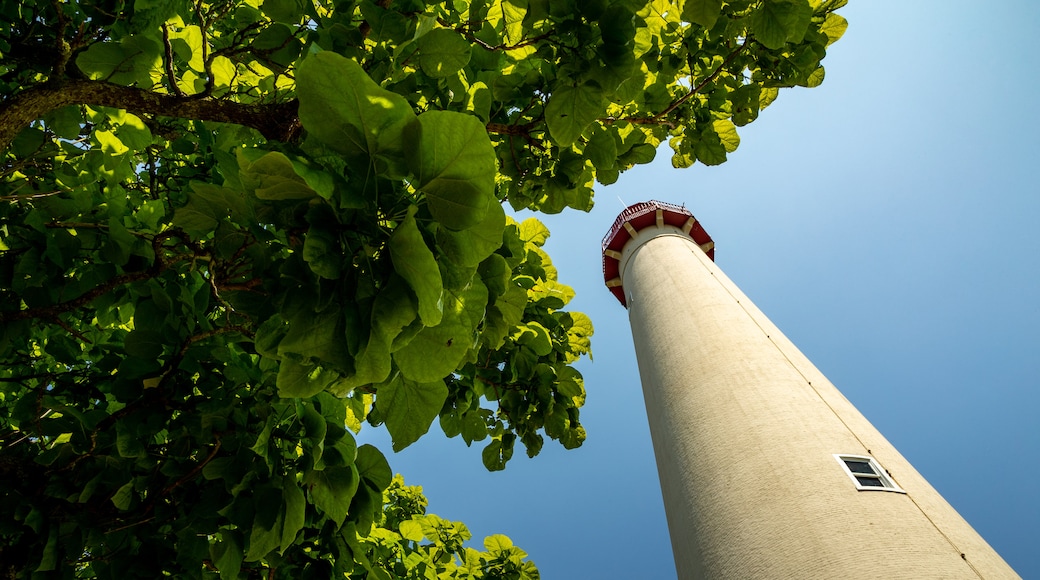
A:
[601, 201, 1018, 579]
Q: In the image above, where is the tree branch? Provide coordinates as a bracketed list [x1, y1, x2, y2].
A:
[603, 38, 753, 129]
[0, 79, 299, 152]
[161, 24, 185, 97]
[0, 269, 157, 323]
[0, 231, 195, 323]
[652, 38, 752, 121]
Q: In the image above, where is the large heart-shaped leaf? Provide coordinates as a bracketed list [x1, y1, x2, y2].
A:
[297, 52, 415, 176]
[405, 111, 496, 230]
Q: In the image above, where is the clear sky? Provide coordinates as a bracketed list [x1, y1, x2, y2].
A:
[358, 1, 1040, 577]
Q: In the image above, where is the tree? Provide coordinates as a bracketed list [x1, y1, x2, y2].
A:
[0, 0, 845, 576]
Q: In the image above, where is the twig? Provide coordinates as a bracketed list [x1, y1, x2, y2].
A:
[439, 17, 553, 51]
[602, 38, 752, 129]
[652, 37, 752, 121]
[159, 436, 222, 497]
[49, 315, 93, 344]
[161, 24, 185, 97]
[0, 269, 158, 323]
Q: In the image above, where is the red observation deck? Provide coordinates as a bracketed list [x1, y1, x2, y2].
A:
[602, 200, 715, 307]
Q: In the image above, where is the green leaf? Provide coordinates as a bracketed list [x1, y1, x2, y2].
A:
[465, 81, 493, 121]
[376, 376, 449, 451]
[561, 425, 587, 449]
[359, 1, 409, 42]
[281, 479, 306, 553]
[174, 182, 248, 238]
[242, 151, 318, 200]
[95, 129, 128, 156]
[460, 410, 488, 444]
[277, 357, 342, 398]
[36, 528, 58, 571]
[405, 110, 496, 230]
[804, 66, 826, 88]
[518, 218, 550, 246]
[116, 420, 147, 458]
[479, 253, 511, 297]
[694, 124, 729, 166]
[264, 0, 306, 23]
[436, 199, 506, 267]
[585, 126, 618, 170]
[255, 315, 288, 359]
[332, 278, 418, 393]
[169, 25, 206, 72]
[372, 278, 418, 346]
[111, 481, 135, 510]
[393, 323, 470, 383]
[545, 82, 605, 147]
[620, 142, 656, 166]
[683, 0, 723, 29]
[484, 534, 514, 553]
[751, 0, 813, 50]
[495, 0, 528, 43]
[418, 28, 472, 78]
[298, 401, 328, 465]
[124, 328, 165, 359]
[246, 488, 283, 561]
[44, 106, 83, 139]
[389, 206, 444, 326]
[115, 114, 153, 150]
[75, 36, 161, 86]
[484, 284, 527, 349]
[564, 311, 594, 361]
[355, 444, 392, 492]
[297, 52, 416, 175]
[481, 438, 511, 472]
[820, 13, 848, 46]
[212, 531, 243, 580]
[713, 119, 740, 153]
[557, 366, 586, 398]
[515, 322, 553, 356]
[308, 466, 360, 526]
[303, 227, 342, 279]
[394, 281, 488, 382]
[278, 306, 352, 372]
[399, 519, 424, 542]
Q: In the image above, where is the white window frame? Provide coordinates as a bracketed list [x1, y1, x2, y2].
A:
[834, 454, 905, 493]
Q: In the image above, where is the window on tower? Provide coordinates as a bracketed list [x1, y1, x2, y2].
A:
[834, 454, 905, 493]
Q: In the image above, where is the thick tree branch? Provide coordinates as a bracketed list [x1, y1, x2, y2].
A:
[0, 79, 299, 152]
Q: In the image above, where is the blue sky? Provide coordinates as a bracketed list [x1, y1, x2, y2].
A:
[358, 1, 1040, 577]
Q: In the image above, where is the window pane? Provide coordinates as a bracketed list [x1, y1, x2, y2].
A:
[844, 459, 876, 475]
[856, 476, 885, 487]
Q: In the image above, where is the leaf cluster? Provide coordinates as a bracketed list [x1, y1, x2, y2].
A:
[0, 0, 844, 576]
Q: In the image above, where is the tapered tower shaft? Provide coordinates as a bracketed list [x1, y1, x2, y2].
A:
[602, 201, 1017, 579]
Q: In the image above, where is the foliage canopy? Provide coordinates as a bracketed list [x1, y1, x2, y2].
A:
[0, 0, 844, 576]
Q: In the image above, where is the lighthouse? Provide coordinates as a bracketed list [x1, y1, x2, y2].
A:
[601, 201, 1018, 579]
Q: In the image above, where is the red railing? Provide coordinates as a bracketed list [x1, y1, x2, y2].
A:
[601, 200, 693, 251]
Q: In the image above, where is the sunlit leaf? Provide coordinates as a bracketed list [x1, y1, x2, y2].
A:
[297, 52, 415, 175]
[405, 111, 496, 230]
[545, 82, 605, 147]
[390, 205, 444, 326]
[394, 281, 488, 382]
[418, 28, 472, 78]
[683, 0, 723, 29]
[751, 0, 813, 49]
